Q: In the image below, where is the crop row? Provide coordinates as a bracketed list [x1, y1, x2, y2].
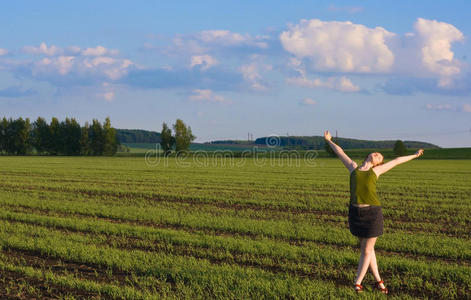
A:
[0, 157, 469, 299]
[1, 182, 470, 229]
[1, 219, 469, 298]
[1, 186, 470, 241]
[0, 220, 368, 299]
[1, 198, 470, 263]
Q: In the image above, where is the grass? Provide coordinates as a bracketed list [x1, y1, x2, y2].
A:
[0, 156, 469, 299]
[120, 142, 471, 159]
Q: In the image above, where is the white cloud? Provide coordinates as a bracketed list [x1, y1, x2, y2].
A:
[29, 54, 133, 81]
[81, 46, 119, 57]
[66, 46, 82, 55]
[281, 18, 468, 92]
[414, 18, 464, 87]
[301, 97, 317, 105]
[280, 19, 395, 73]
[5, 19, 469, 97]
[189, 89, 230, 103]
[336, 77, 361, 92]
[172, 37, 208, 55]
[23, 42, 63, 56]
[22, 43, 119, 58]
[34, 56, 75, 75]
[84, 56, 115, 67]
[14, 44, 135, 85]
[196, 30, 269, 48]
[287, 76, 360, 92]
[384, 18, 466, 91]
[168, 30, 270, 56]
[198, 30, 246, 45]
[102, 59, 133, 80]
[239, 57, 272, 91]
[94, 82, 116, 102]
[190, 55, 218, 71]
[287, 57, 306, 77]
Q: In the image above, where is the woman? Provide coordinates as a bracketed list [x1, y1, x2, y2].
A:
[324, 130, 424, 293]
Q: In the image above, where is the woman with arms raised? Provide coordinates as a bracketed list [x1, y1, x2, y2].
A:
[324, 130, 424, 294]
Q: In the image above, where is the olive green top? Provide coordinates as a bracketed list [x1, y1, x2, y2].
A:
[349, 167, 381, 206]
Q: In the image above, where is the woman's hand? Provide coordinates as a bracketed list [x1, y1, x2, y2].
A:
[324, 130, 332, 141]
[415, 149, 424, 157]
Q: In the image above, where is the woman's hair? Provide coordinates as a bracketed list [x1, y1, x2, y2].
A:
[363, 152, 384, 167]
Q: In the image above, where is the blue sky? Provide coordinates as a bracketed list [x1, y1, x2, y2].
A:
[1, 1, 470, 147]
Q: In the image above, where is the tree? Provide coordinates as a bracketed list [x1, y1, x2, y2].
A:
[0, 117, 8, 154]
[1, 116, 120, 156]
[393, 140, 407, 157]
[62, 118, 82, 155]
[3, 118, 14, 154]
[31, 117, 49, 155]
[89, 119, 104, 155]
[47, 117, 61, 155]
[103, 117, 117, 156]
[23, 118, 32, 154]
[70, 118, 82, 155]
[5, 118, 31, 155]
[80, 122, 91, 155]
[117, 144, 130, 153]
[173, 119, 195, 154]
[116, 129, 161, 143]
[160, 122, 175, 156]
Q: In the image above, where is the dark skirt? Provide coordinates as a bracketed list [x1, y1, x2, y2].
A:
[348, 205, 384, 238]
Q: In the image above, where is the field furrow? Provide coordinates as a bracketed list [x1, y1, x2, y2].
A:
[0, 157, 469, 299]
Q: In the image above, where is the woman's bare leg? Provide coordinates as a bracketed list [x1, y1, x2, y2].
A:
[369, 249, 382, 282]
[354, 237, 377, 285]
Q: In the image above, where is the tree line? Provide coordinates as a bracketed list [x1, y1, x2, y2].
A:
[254, 136, 438, 150]
[160, 119, 196, 155]
[116, 129, 161, 143]
[325, 139, 411, 157]
[0, 117, 118, 156]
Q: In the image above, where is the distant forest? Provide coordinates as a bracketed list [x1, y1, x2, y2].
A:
[254, 136, 439, 150]
[120, 129, 439, 150]
[206, 136, 439, 150]
[207, 140, 254, 145]
[0, 117, 118, 156]
[2, 121, 439, 156]
[116, 129, 161, 143]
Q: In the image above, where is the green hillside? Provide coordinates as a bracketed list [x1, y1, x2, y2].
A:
[116, 129, 161, 143]
[120, 142, 471, 159]
[117, 129, 471, 159]
[122, 142, 278, 153]
[117, 128, 439, 151]
[254, 136, 439, 150]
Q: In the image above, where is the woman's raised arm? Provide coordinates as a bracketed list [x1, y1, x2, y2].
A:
[324, 130, 357, 173]
[373, 149, 424, 177]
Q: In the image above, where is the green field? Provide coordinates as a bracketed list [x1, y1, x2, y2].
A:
[121, 143, 471, 159]
[122, 142, 280, 153]
[0, 156, 470, 299]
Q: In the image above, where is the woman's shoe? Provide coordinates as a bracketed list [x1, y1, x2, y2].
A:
[354, 284, 364, 293]
[375, 280, 388, 294]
